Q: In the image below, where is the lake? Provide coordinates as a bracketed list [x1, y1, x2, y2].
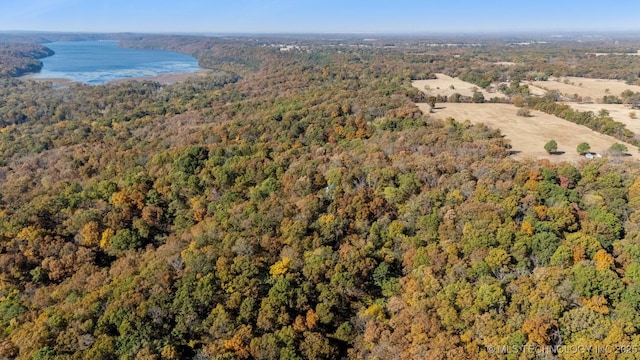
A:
[33, 41, 201, 85]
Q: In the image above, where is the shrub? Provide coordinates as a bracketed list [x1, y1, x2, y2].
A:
[517, 108, 531, 117]
[472, 91, 485, 103]
[544, 140, 558, 154]
[577, 142, 591, 155]
[609, 143, 628, 156]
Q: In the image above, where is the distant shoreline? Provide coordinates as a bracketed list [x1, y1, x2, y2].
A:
[20, 69, 210, 86]
[19, 75, 75, 87]
[110, 70, 210, 85]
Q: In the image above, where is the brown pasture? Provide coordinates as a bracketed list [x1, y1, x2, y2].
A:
[527, 77, 640, 102]
[412, 73, 496, 99]
[416, 102, 637, 162]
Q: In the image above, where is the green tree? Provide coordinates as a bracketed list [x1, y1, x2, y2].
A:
[0, 290, 27, 330]
[109, 228, 142, 253]
[577, 142, 591, 155]
[472, 91, 485, 103]
[531, 232, 560, 266]
[609, 142, 628, 156]
[550, 245, 573, 268]
[544, 140, 558, 154]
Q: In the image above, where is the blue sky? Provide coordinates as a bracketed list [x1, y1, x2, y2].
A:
[0, 0, 639, 34]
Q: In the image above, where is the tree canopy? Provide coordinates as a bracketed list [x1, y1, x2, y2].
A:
[1, 33, 640, 359]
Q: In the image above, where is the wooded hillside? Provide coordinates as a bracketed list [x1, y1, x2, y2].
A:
[0, 43, 53, 77]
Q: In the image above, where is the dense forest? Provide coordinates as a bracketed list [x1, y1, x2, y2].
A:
[0, 43, 53, 77]
[2, 34, 640, 359]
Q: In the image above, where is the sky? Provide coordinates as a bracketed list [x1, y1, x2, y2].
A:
[0, 0, 639, 34]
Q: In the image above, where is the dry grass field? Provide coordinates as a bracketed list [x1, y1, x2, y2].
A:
[562, 102, 640, 133]
[494, 61, 516, 66]
[415, 102, 637, 162]
[527, 77, 640, 101]
[412, 76, 639, 162]
[412, 73, 495, 99]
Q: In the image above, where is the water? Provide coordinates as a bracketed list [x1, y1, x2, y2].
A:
[33, 40, 201, 85]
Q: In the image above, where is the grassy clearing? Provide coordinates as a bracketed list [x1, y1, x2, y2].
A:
[528, 77, 640, 101]
[561, 103, 640, 133]
[416, 102, 637, 162]
[412, 73, 496, 99]
[413, 76, 639, 162]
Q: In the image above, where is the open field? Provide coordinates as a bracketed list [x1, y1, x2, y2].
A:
[590, 51, 640, 56]
[415, 102, 637, 162]
[412, 73, 495, 99]
[527, 77, 640, 101]
[562, 102, 640, 133]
